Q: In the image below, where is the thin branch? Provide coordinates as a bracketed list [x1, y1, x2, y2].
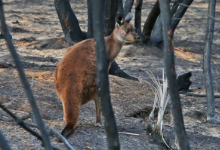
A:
[178, 3, 220, 22]
[23, 122, 76, 150]
[0, 1, 52, 149]
[118, 132, 139, 136]
[0, 103, 42, 141]
[49, 128, 76, 150]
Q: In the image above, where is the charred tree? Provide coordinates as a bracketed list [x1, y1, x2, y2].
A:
[87, 0, 93, 38]
[116, 0, 124, 24]
[142, 0, 160, 43]
[171, 0, 183, 17]
[203, 0, 220, 123]
[172, 0, 194, 33]
[135, 0, 142, 35]
[54, 0, 86, 44]
[104, 0, 118, 36]
[158, 0, 191, 149]
[92, 0, 120, 149]
[124, 0, 134, 17]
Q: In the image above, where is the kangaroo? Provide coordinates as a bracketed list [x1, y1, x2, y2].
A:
[54, 13, 140, 138]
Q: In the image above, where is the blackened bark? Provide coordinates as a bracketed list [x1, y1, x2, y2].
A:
[158, 0, 191, 149]
[87, 0, 93, 38]
[177, 72, 192, 92]
[142, 0, 160, 43]
[203, 0, 219, 122]
[135, 0, 142, 36]
[104, 0, 118, 36]
[116, 0, 124, 24]
[92, 0, 120, 149]
[109, 61, 139, 81]
[171, 0, 183, 17]
[172, 0, 194, 33]
[124, 0, 134, 17]
[54, 0, 86, 44]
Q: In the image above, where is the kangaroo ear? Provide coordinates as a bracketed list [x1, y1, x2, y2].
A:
[116, 14, 123, 26]
[115, 22, 120, 28]
[124, 12, 133, 23]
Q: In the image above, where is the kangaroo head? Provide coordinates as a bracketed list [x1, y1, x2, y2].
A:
[115, 13, 140, 43]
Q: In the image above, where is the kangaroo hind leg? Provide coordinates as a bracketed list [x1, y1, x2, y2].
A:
[61, 93, 81, 138]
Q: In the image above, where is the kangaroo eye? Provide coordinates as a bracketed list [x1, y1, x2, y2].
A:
[125, 29, 130, 34]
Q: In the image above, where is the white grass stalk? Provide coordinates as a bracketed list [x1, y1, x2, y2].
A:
[146, 70, 170, 148]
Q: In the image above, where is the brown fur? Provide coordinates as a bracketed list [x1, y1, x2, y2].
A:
[54, 18, 140, 138]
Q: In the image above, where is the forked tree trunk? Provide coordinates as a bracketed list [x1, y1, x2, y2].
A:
[142, 0, 160, 43]
[92, 0, 120, 149]
[54, 0, 86, 44]
[203, 0, 219, 123]
[135, 0, 142, 35]
[158, 0, 190, 149]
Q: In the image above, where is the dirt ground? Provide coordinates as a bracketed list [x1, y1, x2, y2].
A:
[0, 0, 220, 150]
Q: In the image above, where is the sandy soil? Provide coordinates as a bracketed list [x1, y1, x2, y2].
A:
[0, 0, 220, 149]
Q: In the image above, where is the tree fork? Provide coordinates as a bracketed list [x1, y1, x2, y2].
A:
[54, 0, 86, 44]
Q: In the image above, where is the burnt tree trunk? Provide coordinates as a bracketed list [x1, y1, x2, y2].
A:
[116, 0, 124, 23]
[87, 0, 93, 38]
[124, 0, 134, 17]
[54, 0, 86, 44]
[142, 0, 160, 43]
[92, 0, 120, 149]
[203, 0, 220, 123]
[135, 0, 142, 36]
[158, 0, 191, 149]
[104, 0, 118, 36]
[171, 0, 183, 17]
[172, 0, 194, 33]
[104, 0, 138, 81]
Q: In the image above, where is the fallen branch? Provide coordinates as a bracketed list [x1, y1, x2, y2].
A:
[186, 92, 220, 98]
[118, 132, 139, 136]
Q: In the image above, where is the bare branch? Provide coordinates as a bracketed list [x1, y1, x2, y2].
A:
[0, 1, 52, 149]
[49, 128, 76, 150]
